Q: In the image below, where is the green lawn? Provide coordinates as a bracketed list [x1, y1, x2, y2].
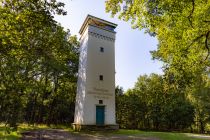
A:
[0, 124, 209, 140]
[0, 123, 75, 140]
[0, 123, 50, 140]
[112, 129, 208, 140]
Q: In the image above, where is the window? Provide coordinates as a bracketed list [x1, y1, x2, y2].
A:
[99, 75, 103, 81]
[99, 100, 103, 104]
[100, 47, 104, 52]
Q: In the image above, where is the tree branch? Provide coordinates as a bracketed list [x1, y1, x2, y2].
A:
[203, 20, 210, 23]
[185, 31, 210, 61]
[204, 31, 210, 61]
[187, 0, 195, 27]
[187, 33, 205, 50]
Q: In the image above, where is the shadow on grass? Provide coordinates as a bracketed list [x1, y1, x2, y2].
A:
[0, 123, 74, 140]
[0, 127, 20, 140]
[0, 134, 20, 140]
[0, 124, 51, 139]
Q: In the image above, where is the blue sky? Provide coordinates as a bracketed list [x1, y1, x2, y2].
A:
[54, 0, 163, 91]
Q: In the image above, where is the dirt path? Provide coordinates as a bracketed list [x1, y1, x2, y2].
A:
[21, 129, 159, 140]
[187, 133, 210, 139]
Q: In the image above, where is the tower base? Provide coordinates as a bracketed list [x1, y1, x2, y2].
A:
[72, 123, 119, 131]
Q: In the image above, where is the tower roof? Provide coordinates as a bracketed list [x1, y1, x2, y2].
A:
[79, 15, 117, 35]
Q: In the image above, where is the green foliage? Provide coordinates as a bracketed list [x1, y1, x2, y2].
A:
[116, 74, 195, 131]
[188, 75, 210, 133]
[0, 0, 79, 130]
[116, 91, 147, 129]
[106, 0, 210, 89]
[108, 0, 210, 132]
[163, 94, 194, 130]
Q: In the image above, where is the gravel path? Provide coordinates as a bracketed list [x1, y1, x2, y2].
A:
[21, 129, 159, 140]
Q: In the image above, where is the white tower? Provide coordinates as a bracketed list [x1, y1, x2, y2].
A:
[73, 15, 118, 130]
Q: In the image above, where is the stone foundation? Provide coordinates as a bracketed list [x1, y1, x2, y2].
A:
[72, 123, 119, 131]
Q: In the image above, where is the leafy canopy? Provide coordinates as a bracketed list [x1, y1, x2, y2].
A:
[0, 0, 79, 128]
[105, 0, 210, 87]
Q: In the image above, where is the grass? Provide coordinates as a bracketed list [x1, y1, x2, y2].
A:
[0, 123, 75, 140]
[112, 129, 208, 140]
[0, 124, 209, 140]
[0, 129, 20, 140]
[70, 129, 209, 140]
[0, 123, 50, 140]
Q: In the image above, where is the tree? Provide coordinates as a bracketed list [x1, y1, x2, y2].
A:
[188, 74, 210, 133]
[133, 74, 165, 129]
[116, 89, 148, 129]
[0, 0, 79, 130]
[105, 0, 210, 88]
[162, 94, 194, 130]
[115, 85, 124, 96]
[115, 74, 195, 130]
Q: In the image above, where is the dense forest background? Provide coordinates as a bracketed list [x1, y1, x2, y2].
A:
[0, 0, 79, 129]
[0, 0, 210, 134]
[115, 74, 210, 133]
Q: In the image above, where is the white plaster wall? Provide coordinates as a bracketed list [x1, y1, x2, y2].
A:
[74, 25, 116, 125]
[74, 29, 89, 124]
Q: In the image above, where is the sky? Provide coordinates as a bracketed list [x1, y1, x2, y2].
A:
[54, 0, 163, 91]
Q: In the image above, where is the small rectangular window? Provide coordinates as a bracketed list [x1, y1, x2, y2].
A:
[100, 47, 104, 52]
[99, 75, 103, 81]
[99, 100, 103, 104]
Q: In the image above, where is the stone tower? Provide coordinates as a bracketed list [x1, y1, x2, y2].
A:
[73, 15, 118, 130]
